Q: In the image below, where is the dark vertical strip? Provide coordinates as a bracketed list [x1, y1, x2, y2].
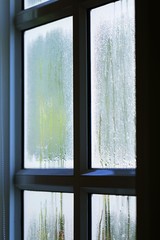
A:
[0, 1, 10, 239]
[73, 1, 81, 239]
[13, 1, 23, 239]
[73, 1, 89, 239]
[136, 0, 150, 239]
[74, 3, 89, 173]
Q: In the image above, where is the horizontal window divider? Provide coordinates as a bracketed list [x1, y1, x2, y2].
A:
[15, 168, 74, 176]
[15, 174, 74, 190]
[15, 184, 73, 193]
[14, 169, 74, 190]
[15, 0, 73, 30]
[14, 168, 135, 190]
[79, 175, 135, 189]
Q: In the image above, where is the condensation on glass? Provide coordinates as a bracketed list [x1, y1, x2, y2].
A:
[91, 0, 136, 168]
[24, 191, 73, 240]
[24, 17, 73, 168]
[24, 0, 51, 9]
[92, 194, 136, 240]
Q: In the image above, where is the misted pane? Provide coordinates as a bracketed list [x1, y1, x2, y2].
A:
[24, 0, 50, 9]
[24, 191, 74, 240]
[92, 194, 136, 240]
[91, 0, 136, 168]
[24, 17, 73, 168]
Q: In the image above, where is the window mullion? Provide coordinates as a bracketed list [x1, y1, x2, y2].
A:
[74, 186, 90, 240]
[73, 3, 90, 240]
[73, 2, 90, 174]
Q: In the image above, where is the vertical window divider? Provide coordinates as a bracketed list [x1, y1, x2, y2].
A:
[0, 1, 10, 239]
[73, 1, 90, 239]
[11, 1, 23, 240]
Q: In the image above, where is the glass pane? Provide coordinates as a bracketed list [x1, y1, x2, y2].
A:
[24, 191, 74, 240]
[92, 194, 136, 240]
[24, 17, 73, 168]
[24, 0, 50, 9]
[91, 0, 136, 168]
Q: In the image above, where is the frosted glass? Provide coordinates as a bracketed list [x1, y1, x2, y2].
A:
[24, 17, 73, 168]
[24, 191, 73, 240]
[91, 0, 136, 168]
[92, 195, 136, 240]
[24, 0, 50, 9]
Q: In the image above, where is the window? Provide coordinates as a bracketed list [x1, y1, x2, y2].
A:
[0, 0, 152, 239]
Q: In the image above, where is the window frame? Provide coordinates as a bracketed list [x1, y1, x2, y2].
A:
[15, 1, 136, 239]
[0, 0, 152, 239]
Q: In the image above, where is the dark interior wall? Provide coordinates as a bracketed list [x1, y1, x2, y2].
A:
[136, 0, 159, 239]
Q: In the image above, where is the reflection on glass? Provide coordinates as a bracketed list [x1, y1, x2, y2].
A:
[24, 191, 73, 240]
[24, 17, 73, 168]
[24, 0, 50, 9]
[92, 194, 136, 240]
[91, 0, 136, 168]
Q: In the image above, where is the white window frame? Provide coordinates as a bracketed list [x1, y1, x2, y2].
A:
[0, 0, 152, 239]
